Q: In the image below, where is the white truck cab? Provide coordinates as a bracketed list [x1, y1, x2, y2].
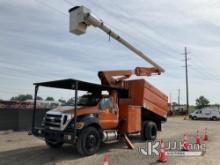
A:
[190, 107, 220, 120]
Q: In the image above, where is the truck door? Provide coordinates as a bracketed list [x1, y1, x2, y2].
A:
[195, 110, 202, 119]
[98, 97, 119, 129]
[203, 109, 211, 119]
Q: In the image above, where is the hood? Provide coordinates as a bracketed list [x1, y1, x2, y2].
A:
[48, 105, 98, 116]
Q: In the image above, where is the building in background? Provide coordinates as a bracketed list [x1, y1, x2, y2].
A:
[0, 100, 61, 109]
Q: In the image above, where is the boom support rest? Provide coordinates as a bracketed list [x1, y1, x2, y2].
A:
[98, 67, 160, 87]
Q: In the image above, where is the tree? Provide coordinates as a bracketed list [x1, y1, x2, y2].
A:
[67, 97, 75, 105]
[58, 99, 66, 105]
[172, 102, 178, 106]
[45, 97, 54, 101]
[196, 96, 210, 109]
[36, 96, 43, 100]
[10, 94, 33, 101]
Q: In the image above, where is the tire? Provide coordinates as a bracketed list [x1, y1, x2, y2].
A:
[192, 116, 197, 120]
[45, 139, 64, 148]
[76, 126, 101, 156]
[141, 121, 157, 141]
[212, 116, 217, 121]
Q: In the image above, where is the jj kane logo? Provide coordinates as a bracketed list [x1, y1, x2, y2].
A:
[139, 140, 206, 157]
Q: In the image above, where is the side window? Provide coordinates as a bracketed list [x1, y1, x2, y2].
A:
[196, 111, 201, 114]
[99, 98, 113, 110]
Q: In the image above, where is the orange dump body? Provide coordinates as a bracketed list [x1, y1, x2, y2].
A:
[118, 79, 168, 133]
[119, 105, 141, 133]
[123, 79, 168, 118]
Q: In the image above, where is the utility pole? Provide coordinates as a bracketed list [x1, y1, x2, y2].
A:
[184, 47, 189, 114]
[177, 89, 180, 105]
[169, 93, 172, 111]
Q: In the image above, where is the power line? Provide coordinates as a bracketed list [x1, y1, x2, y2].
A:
[24, 1, 220, 87]
[103, 1, 220, 81]
[190, 67, 219, 81]
[187, 56, 220, 82]
[84, 1, 182, 62]
[64, 0, 220, 92]
[64, 0, 191, 76]
[0, 64, 56, 79]
[34, 0, 68, 16]
[191, 54, 220, 79]
[64, 0, 219, 81]
[63, 0, 74, 6]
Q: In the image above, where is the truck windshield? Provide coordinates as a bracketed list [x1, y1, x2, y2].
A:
[77, 94, 100, 106]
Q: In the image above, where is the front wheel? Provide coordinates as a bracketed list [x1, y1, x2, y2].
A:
[192, 116, 197, 120]
[76, 127, 101, 156]
[141, 121, 157, 141]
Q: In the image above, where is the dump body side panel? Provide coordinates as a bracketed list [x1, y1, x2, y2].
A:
[118, 105, 141, 133]
[123, 79, 168, 119]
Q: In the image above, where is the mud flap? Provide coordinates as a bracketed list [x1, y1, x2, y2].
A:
[121, 133, 135, 149]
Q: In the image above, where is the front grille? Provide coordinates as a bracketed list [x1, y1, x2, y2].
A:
[45, 114, 62, 129]
[44, 112, 72, 131]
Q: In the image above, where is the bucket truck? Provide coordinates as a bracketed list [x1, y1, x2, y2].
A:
[31, 6, 168, 156]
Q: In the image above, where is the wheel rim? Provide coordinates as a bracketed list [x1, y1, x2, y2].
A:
[85, 133, 98, 152]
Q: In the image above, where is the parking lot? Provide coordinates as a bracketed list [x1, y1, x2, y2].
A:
[0, 117, 219, 165]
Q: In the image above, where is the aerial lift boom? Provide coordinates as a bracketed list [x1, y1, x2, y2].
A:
[69, 6, 165, 75]
[98, 67, 160, 87]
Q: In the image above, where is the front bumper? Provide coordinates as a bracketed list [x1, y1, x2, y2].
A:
[32, 127, 76, 143]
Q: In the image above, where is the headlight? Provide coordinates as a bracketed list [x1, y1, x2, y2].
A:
[75, 122, 85, 129]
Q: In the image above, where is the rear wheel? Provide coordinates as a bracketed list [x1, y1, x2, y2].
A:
[212, 116, 217, 121]
[141, 121, 157, 141]
[76, 126, 101, 156]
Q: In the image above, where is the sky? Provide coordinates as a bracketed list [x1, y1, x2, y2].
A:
[0, 0, 220, 105]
